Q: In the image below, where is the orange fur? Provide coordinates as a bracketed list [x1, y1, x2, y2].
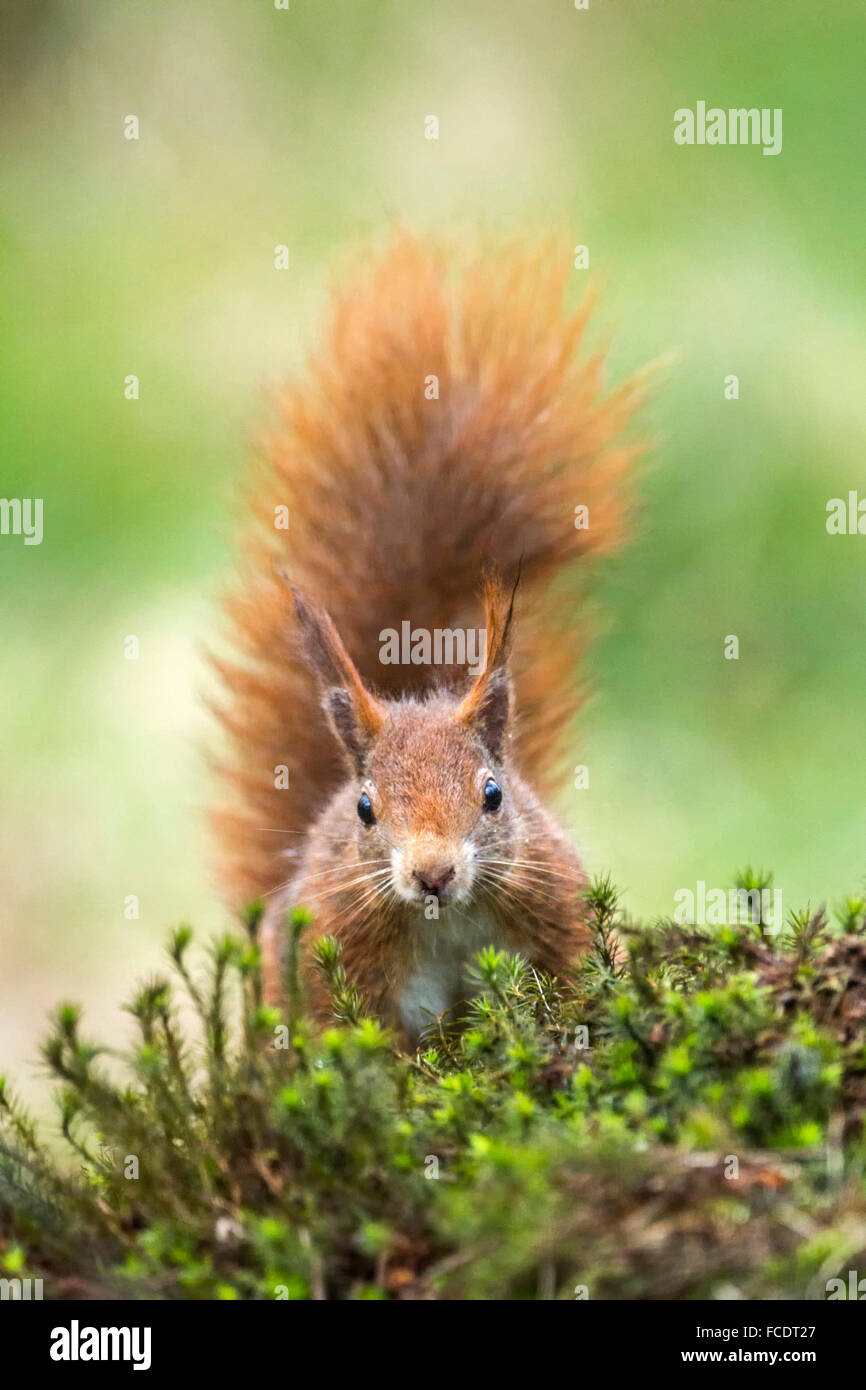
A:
[210, 230, 643, 1034]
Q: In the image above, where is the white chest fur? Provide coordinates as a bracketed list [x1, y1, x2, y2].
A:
[397, 907, 505, 1040]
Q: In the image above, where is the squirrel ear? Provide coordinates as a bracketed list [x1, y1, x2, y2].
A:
[456, 568, 518, 759]
[289, 585, 384, 773]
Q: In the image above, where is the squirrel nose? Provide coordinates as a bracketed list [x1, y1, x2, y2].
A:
[413, 864, 456, 898]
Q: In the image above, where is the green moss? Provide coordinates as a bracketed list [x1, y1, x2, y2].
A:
[2, 880, 866, 1299]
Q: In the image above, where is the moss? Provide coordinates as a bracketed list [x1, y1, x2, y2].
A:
[2, 875, 866, 1300]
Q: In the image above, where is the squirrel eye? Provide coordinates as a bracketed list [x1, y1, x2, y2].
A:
[482, 778, 502, 813]
[357, 792, 376, 826]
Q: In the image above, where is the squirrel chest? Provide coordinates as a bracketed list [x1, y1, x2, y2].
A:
[397, 908, 507, 1039]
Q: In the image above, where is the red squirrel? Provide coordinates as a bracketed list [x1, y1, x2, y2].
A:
[212, 231, 642, 1042]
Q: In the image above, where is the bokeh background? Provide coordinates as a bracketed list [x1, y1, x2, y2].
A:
[2, 0, 865, 1110]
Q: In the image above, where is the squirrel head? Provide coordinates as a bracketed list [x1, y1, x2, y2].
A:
[291, 573, 519, 910]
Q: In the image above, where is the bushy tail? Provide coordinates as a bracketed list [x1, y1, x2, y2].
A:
[212, 230, 644, 907]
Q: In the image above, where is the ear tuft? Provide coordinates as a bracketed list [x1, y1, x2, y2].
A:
[287, 581, 384, 773]
[467, 666, 513, 760]
[324, 687, 373, 774]
[456, 567, 518, 758]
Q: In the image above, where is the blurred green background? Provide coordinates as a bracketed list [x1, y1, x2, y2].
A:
[2, 0, 865, 1104]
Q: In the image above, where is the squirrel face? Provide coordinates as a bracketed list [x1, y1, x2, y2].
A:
[355, 703, 514, 910]
[289, 572, 521, 914]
